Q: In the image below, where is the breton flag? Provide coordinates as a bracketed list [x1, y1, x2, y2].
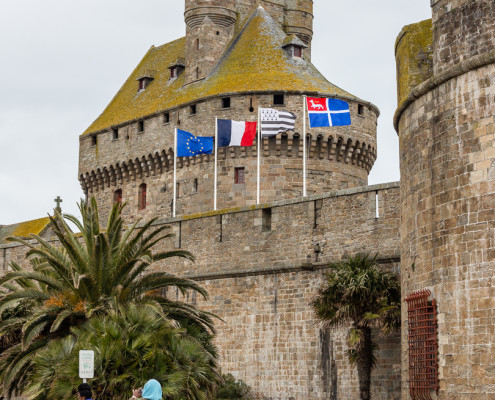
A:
[306, 97, 351, 127]
[260, 108, 296, 137]
[217, 119, 257, 147]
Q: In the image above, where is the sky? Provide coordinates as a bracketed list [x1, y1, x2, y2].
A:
[0, 0, 432, 225]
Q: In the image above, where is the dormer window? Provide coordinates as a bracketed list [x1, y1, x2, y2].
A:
[137, 76, 154, 91]
[282, 34, 308, 59]
[168, 58, 185, 80]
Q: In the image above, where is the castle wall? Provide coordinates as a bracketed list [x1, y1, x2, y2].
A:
[1, 183, 401, 400]
[397, 1, 495, 398]
[79, 93, 377, 223]
[431, 0, 495, 75]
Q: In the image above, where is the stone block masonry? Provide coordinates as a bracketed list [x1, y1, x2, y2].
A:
[1, 183, 401, 400]
[396, 1, 495, 398]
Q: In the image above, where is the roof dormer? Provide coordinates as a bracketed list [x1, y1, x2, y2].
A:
[137, 74, 154, 92]
[168, 58, 185, 80]
[282, 34, 308, 58]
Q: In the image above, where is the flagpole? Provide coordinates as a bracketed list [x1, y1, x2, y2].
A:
[214, 117, 218, 211]
[303, 95, 307, 197]
[257, 107, 261, 204]
[173, 128, 177, 217]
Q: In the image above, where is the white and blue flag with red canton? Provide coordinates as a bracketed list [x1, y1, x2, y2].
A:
[306, 97, 351, 127]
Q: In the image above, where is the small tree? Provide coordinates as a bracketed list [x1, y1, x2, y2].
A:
[311, 254, 401, 400]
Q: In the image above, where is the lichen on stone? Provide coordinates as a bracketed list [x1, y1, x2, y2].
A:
[395, 19, 434, 105]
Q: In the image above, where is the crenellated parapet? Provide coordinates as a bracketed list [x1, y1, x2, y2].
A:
[79, 133, 376, 195]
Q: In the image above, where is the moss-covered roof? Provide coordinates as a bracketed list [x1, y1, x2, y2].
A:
[0, 217, 51, 244]
[84, 7, 363, 136]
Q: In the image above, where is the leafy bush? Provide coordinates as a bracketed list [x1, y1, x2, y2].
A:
[215, 373, 251, 400]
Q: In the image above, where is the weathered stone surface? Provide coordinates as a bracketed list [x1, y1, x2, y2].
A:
[1, 184, 402, 400]
[397, 0, 495, 398]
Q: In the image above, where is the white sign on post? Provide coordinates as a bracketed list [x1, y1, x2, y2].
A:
[79, 350, 94, 380]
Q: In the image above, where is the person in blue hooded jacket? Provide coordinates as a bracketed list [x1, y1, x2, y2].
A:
[130, 379, 162, 400]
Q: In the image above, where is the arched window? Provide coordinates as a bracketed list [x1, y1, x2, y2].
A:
[113, 189, 122, 204]
[138, 183, 147, 210]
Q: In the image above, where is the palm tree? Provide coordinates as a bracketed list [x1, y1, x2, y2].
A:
[25, 304, 220, 400]
[311, 254, 401, 400]
[0, 198, 216, 398]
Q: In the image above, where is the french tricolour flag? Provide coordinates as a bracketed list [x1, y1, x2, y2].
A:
[217, 119, 257, 147]
[306, 97, 351, 128]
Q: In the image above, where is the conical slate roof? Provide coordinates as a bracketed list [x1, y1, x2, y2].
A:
[84, 6, 360, 135]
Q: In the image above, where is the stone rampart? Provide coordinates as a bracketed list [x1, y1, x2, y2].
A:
[1, 183, 401, 399]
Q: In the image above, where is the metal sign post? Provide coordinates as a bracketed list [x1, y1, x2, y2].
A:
[79, 350, 94, 383]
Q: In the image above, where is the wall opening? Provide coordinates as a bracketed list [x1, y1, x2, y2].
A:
[112, 128, 119, 140]
[222, 97, 231, 109]
[405, 289, 439, 399]
[113, 189, 122, 204]
[235, 167, 245, 184]
[262, 208, 272, 232]
[273, 94, 284, 105]
[138, 183, 147, 210]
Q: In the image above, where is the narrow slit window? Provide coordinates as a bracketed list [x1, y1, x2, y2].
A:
[190, 104, 197, 115]
[196, 39, 200, 50]
[164, 112, 170, 124]
[222, 97, 231, 109]
[113, 189, 122, 204]
[358, 104, 365, 116]
[195, 67, 199, 80]
[176, 182, 180, 199]
[112, 128, 119, 140]
[138, 120, 144, 133]
[91, 135, 97, 146]
[138, 183, 147, 210]
[194, 178, 198, 192]
[235, 167, 245, 184]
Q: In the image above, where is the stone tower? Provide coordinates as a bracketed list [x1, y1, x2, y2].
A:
[79, 1, 377, 223]
[184, 0, 237, 83]
[395, 0, 495, 398]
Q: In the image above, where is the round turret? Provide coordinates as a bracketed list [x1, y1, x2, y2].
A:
[284, 0, 313, 59]
[184, 0, 237, 83]
[184, 0, 237, 29]
[396, 0, 495, 398]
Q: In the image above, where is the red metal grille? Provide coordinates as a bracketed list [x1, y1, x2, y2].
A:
[405, 289, 439, 400]
[235, 167, 245, 184]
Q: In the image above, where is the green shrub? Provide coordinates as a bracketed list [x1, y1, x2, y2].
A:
[215, 373, 251, 400]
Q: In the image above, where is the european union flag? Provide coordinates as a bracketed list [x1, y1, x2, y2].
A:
[306, 97, 351, 128]
[177, 129, 213, 157]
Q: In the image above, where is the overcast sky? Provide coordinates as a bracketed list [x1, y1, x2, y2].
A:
[0, 0, 432, 225]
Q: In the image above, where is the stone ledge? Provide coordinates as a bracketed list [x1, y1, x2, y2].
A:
[185, 255, 401, 281]
[394, 49, 495, 131]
